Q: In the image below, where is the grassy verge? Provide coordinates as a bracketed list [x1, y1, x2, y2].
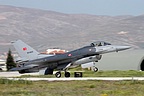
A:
[0, 78, 144, 96]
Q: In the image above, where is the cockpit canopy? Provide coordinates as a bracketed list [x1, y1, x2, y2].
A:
[90, 41, 111, 47]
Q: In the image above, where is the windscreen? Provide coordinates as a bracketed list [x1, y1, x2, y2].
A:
[91, 41, 111, 47]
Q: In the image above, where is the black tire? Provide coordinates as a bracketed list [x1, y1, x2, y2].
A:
[55, 72, 61, 78]
[65, 72, 70, 78]
[19, 70, 25, 74]
[93, 66, 98, 72]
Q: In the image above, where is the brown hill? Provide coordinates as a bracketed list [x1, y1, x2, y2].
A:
[0, 5, 144, 53]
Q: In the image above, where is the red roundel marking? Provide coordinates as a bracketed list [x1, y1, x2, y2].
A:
[23, 47, 27, 51]
[68, 54, 72, 56]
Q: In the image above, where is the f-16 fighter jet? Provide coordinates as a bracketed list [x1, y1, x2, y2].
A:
[10, 40, 130, 78]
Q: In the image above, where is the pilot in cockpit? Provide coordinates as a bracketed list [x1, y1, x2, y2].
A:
[91, 41, 111, 47]
[98, 42, 102, 46]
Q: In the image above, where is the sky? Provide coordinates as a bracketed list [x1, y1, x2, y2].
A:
[0, 0, 144, 16]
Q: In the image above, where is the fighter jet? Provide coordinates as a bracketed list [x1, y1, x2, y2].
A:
[10, 40, 130, 78]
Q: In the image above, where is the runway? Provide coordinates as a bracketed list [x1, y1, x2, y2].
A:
[0, 71, 39, 77]
[1, 72, 144, 81]
[7, 77, 144, 81]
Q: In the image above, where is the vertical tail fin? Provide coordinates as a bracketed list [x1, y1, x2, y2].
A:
[11, 40, 39, 61]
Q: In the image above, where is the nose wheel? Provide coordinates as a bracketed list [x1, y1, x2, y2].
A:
[93, 66, 98, 72]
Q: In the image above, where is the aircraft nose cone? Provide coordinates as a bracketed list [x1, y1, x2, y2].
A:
[116, 46, 131, 51]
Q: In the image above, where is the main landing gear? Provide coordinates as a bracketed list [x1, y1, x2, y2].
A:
[55, 71, 61, 78]
[55, 71, 71, 78]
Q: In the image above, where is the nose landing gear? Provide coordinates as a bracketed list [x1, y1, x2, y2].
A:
[93, 61, 98, 72]
[93, 66, 98, 72]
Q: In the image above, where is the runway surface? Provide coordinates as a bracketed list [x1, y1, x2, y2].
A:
[0, 71, 38, 77]
[7, 77, 144, 81]
[1, 71, 144, 81]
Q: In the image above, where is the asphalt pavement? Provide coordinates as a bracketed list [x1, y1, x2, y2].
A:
[1, 71, 144, 81]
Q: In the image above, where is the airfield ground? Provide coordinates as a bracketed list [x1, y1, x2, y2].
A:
[0, 71, 144, 96]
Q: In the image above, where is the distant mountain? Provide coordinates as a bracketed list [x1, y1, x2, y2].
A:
[0, 5, 144, 53]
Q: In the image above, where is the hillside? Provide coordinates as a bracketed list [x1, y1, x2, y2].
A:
[0, 5, 144, 53]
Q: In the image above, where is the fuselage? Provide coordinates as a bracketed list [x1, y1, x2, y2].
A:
[23, 43, 130, 71]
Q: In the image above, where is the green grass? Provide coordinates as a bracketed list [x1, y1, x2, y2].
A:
[0, 78, 32, 84]
[0, 78, 144, 96]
